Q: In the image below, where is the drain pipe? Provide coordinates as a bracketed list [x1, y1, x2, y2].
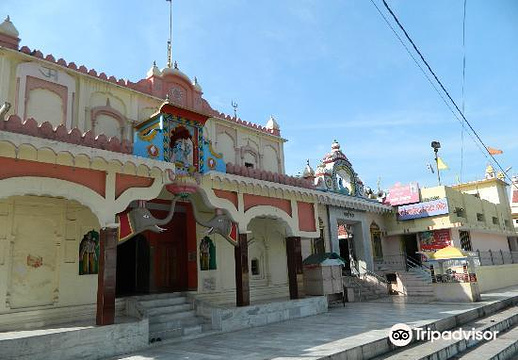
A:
[0, 102, 11, 120]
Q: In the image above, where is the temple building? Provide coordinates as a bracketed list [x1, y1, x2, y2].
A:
[0, 15, 326, 353]
[3, 11, 518, 359]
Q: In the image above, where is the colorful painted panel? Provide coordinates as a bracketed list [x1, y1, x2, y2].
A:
[133, 115, 165, 161]
[199, 236, 216, 270]
[200, 138, 226, 174]
[397, 198, 449, 220]
[79, 230, 100, 275]
[418, 229, 452, 251]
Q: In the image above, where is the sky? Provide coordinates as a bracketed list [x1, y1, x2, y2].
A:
[2, 0, 518, 191]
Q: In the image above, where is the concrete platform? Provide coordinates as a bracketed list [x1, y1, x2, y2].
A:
[110, 286, 518, 360]
[1, 316, 148, 360]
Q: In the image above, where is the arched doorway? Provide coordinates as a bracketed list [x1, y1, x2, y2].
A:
[115, 200, 197, 296]
[116, 234, 150, 296]
[246, 216, 295, 301]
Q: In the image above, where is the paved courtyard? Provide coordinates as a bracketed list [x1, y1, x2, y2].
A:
[109, 286, 518, 360]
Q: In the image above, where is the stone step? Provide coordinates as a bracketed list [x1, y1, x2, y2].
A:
[132, 292, 184, 301]
[146, 303, 192, 316]
[456, 325, 518, 360]
[149, 315, 206, 333]
[139, 296, 188, 308]
[150, 323, 204, 342]
[378, 306, 518, 360]
[149, 309, 196, 324]
[404, 291, 434, 297]
[402, 286, 432, 291]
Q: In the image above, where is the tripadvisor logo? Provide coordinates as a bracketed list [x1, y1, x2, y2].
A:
[389, 323, 499, 347]
[389, 323, 413, 347]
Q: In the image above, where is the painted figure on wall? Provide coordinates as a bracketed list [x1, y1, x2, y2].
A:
[170, 125, 195, 172]
[173, 137, 193, 166]
[79, 230, 100, 275]
[200, 236, 216, 270]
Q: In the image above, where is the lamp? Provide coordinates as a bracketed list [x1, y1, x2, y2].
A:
[431, 141, 441, 185]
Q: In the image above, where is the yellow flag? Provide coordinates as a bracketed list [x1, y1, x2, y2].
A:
[437, 157, 449, 170]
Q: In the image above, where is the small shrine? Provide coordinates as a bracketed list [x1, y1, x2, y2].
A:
[133, 99, 226, 176]
[303, 140, 366, 198]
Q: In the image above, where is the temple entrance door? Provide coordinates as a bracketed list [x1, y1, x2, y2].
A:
[339, 238, 351, 272]
[116, 234, 150, 296]
[403, 234, 420, 267]
[149, 210, 188, 293]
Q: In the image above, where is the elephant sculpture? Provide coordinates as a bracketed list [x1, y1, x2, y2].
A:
[192, 207, 235, 245]
[117, 198, 177, 243]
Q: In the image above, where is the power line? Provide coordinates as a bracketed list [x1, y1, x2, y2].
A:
[369, 0, 491, 170]
[378, 0, 514, 187]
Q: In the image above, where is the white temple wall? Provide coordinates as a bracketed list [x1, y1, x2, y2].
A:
[0, 196, 100, 315]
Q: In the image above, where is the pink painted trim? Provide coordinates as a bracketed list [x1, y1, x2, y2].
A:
[1, 114, 133, 154]
[15, 45, 281, 138]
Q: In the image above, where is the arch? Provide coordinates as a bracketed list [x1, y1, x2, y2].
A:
[262, 145, 279, 173]
[91, 105, 126, 140]
[26, 87, 64, 128]
[248, 237, 266, 281]
[243, 205, 295, 236]
[216, 131, 236, 165]
[0, 177, 107, 225]
[241, 144, 258, 168]
[16, 62, 76, 128]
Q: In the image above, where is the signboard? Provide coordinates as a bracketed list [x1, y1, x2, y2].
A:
[397, 198, 449, 220]
[387, 182, 420, 206]
[418, 229, 452, 251]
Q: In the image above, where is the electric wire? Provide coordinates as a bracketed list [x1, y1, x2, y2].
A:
[369, 0, 492, 175]
[379, 0, 514, 187]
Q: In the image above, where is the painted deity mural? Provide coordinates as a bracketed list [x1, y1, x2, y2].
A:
[79, 230, 100, 275]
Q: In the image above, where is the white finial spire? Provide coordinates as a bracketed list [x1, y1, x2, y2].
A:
[166, 0, 173, 68]
[265, 115, 280, 130]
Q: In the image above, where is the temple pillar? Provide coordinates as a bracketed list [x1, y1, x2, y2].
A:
[234, 233, 250, 307]
[96, 226, 118, 325]
[286, 236, 302, 300]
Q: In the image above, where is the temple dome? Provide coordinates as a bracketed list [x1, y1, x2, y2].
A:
[0, 16, 19, 38]
[302, 159, 315, 178]
[147, 61, 162, 78]
[161, 61, 192, 83]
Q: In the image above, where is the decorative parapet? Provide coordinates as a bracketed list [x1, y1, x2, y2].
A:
[209, 110, 281, 137]
[12, 45, 281, 138]
[225, 163, 314, 189]
[0, 115, 133, 154]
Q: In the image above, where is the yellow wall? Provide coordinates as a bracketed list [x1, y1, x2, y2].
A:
[195, 217, 290, 303]
[0, 196, 100, 314]
[476, 264, 518, 292]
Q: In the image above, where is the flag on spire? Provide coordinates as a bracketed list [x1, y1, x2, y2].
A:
[487, 146, 503, 155]
[437, 157, 449, 170]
